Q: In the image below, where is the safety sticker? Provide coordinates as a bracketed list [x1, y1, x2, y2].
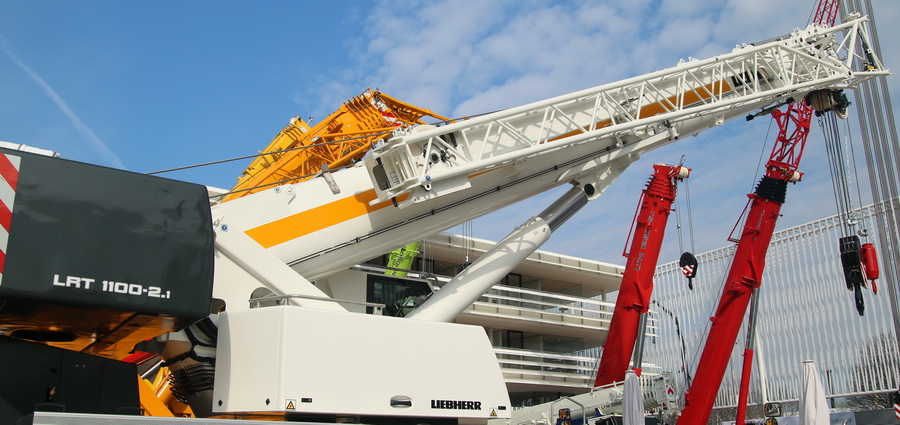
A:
[286, 399, 296, 410]
[0, 153, 20, 287]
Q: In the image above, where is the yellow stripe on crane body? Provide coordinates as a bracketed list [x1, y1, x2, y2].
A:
[245, 190, 408, 249]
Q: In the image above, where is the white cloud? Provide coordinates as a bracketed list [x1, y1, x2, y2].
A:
[357, 1, 665, 117]
[712, 0, 811, 43]
[0, 33, 125, 169]
[656, 18, 715, 53]
[361, 0, 508, 113]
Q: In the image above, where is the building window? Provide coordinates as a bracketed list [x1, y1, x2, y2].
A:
[507, 330, 524, 349]
[366, 275, 433, 317]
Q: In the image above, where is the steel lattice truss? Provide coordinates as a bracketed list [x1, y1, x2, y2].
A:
[365, 16, 887, 207]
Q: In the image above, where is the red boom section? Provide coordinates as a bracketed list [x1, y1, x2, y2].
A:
[678, 0, 839, 414]
[678, 187, 783, 425]
[679, 99, 813, 425]
[594, 164, 689, 387]
[813, 0, 840, 26]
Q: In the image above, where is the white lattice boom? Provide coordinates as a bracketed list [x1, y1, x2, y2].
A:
[365, 16, 887, 208]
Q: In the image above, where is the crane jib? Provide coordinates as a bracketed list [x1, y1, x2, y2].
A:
[365, 17, 885, 211]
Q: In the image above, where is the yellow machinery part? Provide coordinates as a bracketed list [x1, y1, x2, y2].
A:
[224, 90, 449, 201]
[140, 366, 195, 417]
[139, 377, 175, 417]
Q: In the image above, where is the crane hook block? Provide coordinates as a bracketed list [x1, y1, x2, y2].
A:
[679, 252, 698, 290]
[839, 236, 865, 290]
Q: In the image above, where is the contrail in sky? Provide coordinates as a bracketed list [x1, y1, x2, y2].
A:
[0, 33, 126, 169]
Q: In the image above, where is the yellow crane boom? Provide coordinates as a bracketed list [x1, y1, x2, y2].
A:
[224, 90, 450, 201]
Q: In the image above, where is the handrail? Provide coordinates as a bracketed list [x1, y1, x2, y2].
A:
[494, 347, 664, 374]
[551, 396, 586, 425]
[480, 292, 616, 316]
[487, 284, 617, 308]
[493, 348, 600, 363]
[473, 295, 659, 332]
[249, 293, 386, 309]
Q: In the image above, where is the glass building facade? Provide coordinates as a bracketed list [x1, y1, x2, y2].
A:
[643, 200, 900, 411]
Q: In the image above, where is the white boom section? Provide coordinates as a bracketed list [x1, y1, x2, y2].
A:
[406, 216, 551, 322]
[489, 374, 680, 425]
[210, 17, 886, 310]
[407, 184, 592, 322]
[365, 17, 885, 208]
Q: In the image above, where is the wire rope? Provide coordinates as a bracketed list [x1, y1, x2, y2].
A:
[675, 181, 685, 255]
[842, 116, 872, 237]
[684, 174, 696, 255]
[145, 129, 396, 176]
[819, 113, 857, 236]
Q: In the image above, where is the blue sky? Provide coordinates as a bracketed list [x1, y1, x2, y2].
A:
[1, 0, 898, 265]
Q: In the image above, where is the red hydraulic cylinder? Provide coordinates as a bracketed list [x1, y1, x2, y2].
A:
[678, 173, 787, 425]
[594, 164, 689, 387]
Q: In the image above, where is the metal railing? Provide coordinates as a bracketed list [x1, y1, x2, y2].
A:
[495, 347, 598, 388]
[351, 264, 659, 334]
[248, 293, 385, 313]
[494, 347, 664, 389]
[470, 284, 659, 336]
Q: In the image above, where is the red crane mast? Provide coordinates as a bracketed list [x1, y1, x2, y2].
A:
[677, 96, 813, 425]
[594, 163, 690, 387]
[678, 2, 848, 422]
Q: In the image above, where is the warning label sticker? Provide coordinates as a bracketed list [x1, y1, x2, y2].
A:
[286, 399, 296, 410]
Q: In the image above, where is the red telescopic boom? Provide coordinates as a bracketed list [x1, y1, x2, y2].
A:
[680, 3, 847, 422]
[678, 96, 816, 425]
[594, 163, 690, 387]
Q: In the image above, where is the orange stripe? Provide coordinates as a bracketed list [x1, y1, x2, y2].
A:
[550, 80, 732, 143]
[245, 190, 408, 248]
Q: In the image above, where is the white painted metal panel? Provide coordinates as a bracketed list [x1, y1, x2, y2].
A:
[213, 306, 511, 419]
